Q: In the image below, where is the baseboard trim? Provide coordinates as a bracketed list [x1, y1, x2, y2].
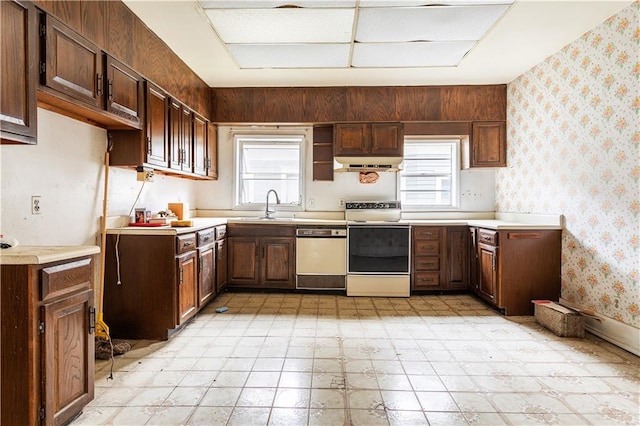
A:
[560, 298, 640, 356]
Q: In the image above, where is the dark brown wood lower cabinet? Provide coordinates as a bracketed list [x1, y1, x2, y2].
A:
[198, 243, 216, 307]
[1, 255, 96, 425]
[469, 227, 562, 315]
[227, 224, 296, 290]
[412, 226, 468, 291]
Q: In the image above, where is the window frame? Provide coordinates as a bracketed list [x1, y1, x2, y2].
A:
[398, 136, 461, 211]
[232, 130, 306, 211]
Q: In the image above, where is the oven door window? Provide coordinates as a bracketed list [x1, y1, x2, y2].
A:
[348, 227, 410, 274]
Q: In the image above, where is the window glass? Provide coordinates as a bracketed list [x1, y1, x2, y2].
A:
[399, 139, 459, 210]
[235, 135, 304, 208]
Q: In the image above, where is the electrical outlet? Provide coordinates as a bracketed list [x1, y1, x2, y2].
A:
[308, 198, 315, 209]
[339, 198, 345, 208]
[136, 168, 154, 182]
[31, 196, 41, 215]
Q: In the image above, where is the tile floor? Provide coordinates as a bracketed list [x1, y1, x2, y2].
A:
[74, 293, 640, 425]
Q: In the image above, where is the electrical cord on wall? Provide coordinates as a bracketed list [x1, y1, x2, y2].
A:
[115, 181, 147, 286]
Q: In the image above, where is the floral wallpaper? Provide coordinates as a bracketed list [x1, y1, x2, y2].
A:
[496, 3, 639, 328]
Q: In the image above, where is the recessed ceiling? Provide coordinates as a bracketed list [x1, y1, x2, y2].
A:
[201, 1, 513, 69]
[122, 0, 633, 87]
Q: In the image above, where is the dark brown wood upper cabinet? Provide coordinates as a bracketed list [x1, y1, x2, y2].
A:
[105, 54, 143, 127]
[193, 113, 207, 176]
[1, 0, 38, 144]
[206, 121, 218, 179]
[334, 122, 403, 157]
[40, 13, 103, 108]
[169, 99, 192, 173]
[469, 121, 506, 167]
[145, 82, 169, 167]
[38, 11, 143, 130]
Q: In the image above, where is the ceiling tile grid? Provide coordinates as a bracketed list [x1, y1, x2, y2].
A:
[199, 0, 514, 69]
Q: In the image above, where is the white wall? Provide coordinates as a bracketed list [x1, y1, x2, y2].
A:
[0, 109, 196, 246]
[195, 126, 495, 212]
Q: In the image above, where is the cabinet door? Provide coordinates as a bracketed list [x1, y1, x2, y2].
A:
[207, 121, 218, 179]
[41, 289, 94, 426]
[105, 55, 143, 128]
[145, 82, 169, 167]
[181, 107, 193, 172]
[228, 237, 259, 286]
[334, 123, 368, 156]
[1, 0, 38, 144]
[216, 239, 227, 293]
[168, 99, 182, 171]
[468, 227, 478, 292]
[370, 123, 403, 156]
[177, 251, 197, 324]
[261, 237, 295, 288]
[471, 121, 506, 167]
[445, 227, 469, 289]
[477, 242, 498, 304]
[41, 13, 103, 108]
[193, 113, 207, 176]
[198, 245, 216, 307]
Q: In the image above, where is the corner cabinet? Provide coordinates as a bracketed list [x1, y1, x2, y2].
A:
[1, 254, 96, 425]
[469, 227, 561, 315]
[468, 121, 506, 168]
[1, 0, 38, 144]
[228, 224, 296, 289]
[334, 122, 403, 157]
[104, 226, 225, 340]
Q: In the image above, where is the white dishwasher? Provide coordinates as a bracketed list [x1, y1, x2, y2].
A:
[296, 226, 347, 290]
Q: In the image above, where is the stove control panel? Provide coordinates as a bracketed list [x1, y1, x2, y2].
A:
[345, 201, 401, 210]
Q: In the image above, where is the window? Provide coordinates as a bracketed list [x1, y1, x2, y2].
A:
[398, 138, 460, 210]
[234, 134, 304, 209]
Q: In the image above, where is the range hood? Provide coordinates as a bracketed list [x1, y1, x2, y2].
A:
[334, 156, 403, 172]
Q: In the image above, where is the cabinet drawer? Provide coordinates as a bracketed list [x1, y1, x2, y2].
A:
[197, 228, 215, 246]
[414, 256, 440, 271]
[414, 272, 440, 288]
[414, 240, 440, 255]
[215, 225, 227, 240]
[413, 227, 441, 240]
[40, 257, 93, 302]
[176, 234, 197, 253]
[478, 229, 498, 246]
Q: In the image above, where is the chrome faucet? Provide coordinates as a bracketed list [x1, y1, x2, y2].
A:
[264, 189, 280, 219]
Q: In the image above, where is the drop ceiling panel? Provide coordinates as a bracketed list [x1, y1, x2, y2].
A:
[355, 5, 511, 42]
[352, 41, 475, 67]
[228, 44, 351, 68]
[200, 0, 356, 8]
[205, 8, 355, 43]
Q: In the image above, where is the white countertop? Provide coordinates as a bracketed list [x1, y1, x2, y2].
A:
[0, 245, 100, 265]
[106, 215, 563, 235]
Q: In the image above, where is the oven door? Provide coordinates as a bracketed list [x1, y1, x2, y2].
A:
[347, 225, 410, 274]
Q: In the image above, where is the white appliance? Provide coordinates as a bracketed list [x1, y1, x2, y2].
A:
[345, 201, 410, 297]
[296, 226, 347, 290]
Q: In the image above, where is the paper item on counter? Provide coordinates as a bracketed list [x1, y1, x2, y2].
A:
[168, 203, 189, 220]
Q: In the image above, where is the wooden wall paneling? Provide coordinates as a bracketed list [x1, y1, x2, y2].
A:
[440, 85, 506, 121]
[52, 0, 80, 33]
[303, 88, 347, 122]
[395, 86, 441, 121]
[403, 121, 471, 136]
[107, 1, 134, 67]
[346, 86, 397, 121]
[80, 0, 106, 47]
[212, 89, 252, 123]
[262, 88, 305, 122]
